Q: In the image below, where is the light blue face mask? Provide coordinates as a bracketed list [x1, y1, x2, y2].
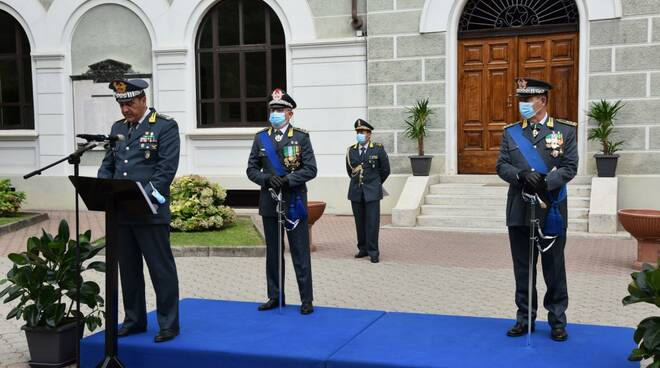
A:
[269, 112, 286, 128]
[356, 133, 367, 144]
[518, 102, 537, 120]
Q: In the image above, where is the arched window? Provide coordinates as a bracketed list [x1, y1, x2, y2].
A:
[196, 0, 286, 128]
[0, 10, 33, 130]
[459, 0, 579, 36]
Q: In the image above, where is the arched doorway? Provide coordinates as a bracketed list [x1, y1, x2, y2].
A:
[456, 0, 579, 174]
[0, 9, 33, 130]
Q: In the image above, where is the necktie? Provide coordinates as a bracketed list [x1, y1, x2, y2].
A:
[128, 122, 137, 138]
[360, 147, 366, 156]
[532, 123, 540, 138]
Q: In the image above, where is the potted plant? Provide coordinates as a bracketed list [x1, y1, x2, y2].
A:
[587, 99, 625, 177]
[0, 220, 106, 367]
[404, 98, 434, 176]
[623, 258, 660, 367]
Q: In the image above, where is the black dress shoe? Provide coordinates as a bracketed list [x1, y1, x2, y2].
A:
[117, 325, 146, 338]
[300, 301, 314, 315]
[355, 251, 368, 258]
[154, 329, 179, 343]
[258, 298, 285, 311]
[506, 322, 535, 337]
[551, 327, 568, 341]
[370, 256, 379, 263]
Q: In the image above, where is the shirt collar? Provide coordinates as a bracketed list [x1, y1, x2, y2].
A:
[129, 109, 151, 126]
[537, 113, 549, 126]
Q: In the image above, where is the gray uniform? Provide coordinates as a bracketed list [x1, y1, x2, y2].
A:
[246, 125, 317, 303]
[496, 116, 578, 329]
[346, 142, 390, 257]
[98, 108, 180, 332]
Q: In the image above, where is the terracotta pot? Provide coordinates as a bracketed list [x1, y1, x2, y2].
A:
[618, 209, 660, 269]
[307, 201, 326, 252]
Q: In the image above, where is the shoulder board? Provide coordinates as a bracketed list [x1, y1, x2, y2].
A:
[256, 127, 269, 134]
[114, 118, 125, 124]
[504, 122, 521, 129]
[555, 118, 577, 127]
[157, 113, 174, 121]
[373, 142, 383, 147]
[293, 127, 309, 134]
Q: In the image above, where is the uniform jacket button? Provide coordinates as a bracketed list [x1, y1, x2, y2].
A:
[123, 172, 127, 176]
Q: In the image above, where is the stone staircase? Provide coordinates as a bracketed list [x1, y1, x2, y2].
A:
[416, 176, 591, 233]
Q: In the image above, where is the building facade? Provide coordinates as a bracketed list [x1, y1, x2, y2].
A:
[0, 0, 658, 215]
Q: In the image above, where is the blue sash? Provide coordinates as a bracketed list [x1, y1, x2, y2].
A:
[258, 131, 308, 227]
[508, 124, 567, 236]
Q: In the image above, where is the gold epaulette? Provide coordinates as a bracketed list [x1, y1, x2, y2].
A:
[555, 118, 578, 127]
[293, 126, 309, 134]
[504, 121, 521, 129]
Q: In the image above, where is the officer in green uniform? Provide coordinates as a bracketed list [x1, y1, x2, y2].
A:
[98, 79, 180, 343]
[246, 89, 317, 315]
[346, 119, 390, 263]
[496, 78, 578, 342]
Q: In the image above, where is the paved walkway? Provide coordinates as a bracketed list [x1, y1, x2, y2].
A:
[0, 211, 652, 367]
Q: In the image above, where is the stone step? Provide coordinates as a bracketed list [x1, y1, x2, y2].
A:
[416, 215, 589, 232]
[428, 184, 591, 197]
[420, 205, 589, 219]
[437, 175, 593, 185]
[424, 194, 591, 208]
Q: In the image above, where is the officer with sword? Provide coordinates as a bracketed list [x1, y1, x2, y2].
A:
[496, 78, 578, 342]
[246, 89, 317, 315]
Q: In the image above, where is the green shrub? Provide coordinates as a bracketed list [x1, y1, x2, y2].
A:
[623, 259, 660, 366]
[170, 175, 236, 232]
[0, 179, 26, 216]
[0, 220, 106, 332]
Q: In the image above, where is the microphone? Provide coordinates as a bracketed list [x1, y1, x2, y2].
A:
[76, 134, 126, 142]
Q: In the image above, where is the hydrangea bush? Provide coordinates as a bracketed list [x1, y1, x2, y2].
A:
[0, 179, 26, 216]
[169, 175, 236, 232]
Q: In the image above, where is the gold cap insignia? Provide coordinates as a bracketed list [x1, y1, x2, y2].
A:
[113, 81, 127, 93]
[517, 78, 527, 90]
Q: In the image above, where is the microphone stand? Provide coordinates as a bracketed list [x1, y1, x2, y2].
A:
[24, 140, 108, 368]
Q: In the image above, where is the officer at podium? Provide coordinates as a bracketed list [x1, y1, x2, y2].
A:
[98, 79, 181, 343]
[496, 77, 578, 342]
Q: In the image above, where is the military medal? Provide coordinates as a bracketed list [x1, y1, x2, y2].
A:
[532, 124, 539, 138]
[275, 134, 283, 142]
[282, 144, 301, 170]
[545, 131, 564, 158]
[145, 151, 151, 159]
[139, 131, 157, 159]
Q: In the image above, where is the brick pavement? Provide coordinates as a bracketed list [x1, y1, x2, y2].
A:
[0, 211, 652, 367]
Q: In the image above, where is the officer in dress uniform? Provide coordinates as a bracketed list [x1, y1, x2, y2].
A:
[346, 119, 390, 263]
[496, 78, 578, 342]
[246, 89, 317, 315]
[98, 79, 181, 343]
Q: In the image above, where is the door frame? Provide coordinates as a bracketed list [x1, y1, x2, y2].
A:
[444, 0, 590, 176]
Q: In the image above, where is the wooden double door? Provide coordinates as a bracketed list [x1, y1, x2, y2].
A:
[457, 32, 579, 174]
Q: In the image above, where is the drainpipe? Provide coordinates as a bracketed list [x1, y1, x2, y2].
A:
[351, 0, 363, 31]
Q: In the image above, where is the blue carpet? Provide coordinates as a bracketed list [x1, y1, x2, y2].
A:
[327, 312, 637, 368]
[81, 299, 637, 368]
[80, 298, 385, 368]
